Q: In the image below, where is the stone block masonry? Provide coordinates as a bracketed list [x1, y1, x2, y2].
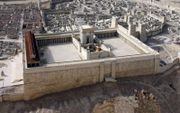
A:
[23, 53, 159, 100]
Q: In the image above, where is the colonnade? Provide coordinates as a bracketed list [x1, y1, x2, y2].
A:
[95, 32, 118, 39]
[37, 37, 71, 46]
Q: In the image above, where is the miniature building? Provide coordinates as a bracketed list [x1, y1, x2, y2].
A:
[78, 25, 111, 60]
[80, 25, 95, 44]
[23, 23, 160, 100]
[0, 0, 180, 103]
[120, 13, 166, 42]
[39, 0, 51, 9]
[139, 23, 147, 42]
[24, 31, 40, 67]
[128, 24, 136, 36]
[128, 16, 136, 36]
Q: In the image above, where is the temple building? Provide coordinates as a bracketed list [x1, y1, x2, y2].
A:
[22, 19, 160, 100]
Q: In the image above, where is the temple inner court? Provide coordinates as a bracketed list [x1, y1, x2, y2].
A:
[40, 43, 82, 64]
[102, 37, 141, 57]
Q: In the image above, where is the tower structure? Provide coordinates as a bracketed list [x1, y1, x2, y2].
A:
[127, 16, 136, 36]
[139, 23, 147, 42]
[80, 25, 95, 44]
[111, 16, 118, 28]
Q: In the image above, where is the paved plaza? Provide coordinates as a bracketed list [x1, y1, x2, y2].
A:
[41, 43, 82, 64]
[103, 37, 140, 57]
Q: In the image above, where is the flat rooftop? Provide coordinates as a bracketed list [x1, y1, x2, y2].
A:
[40, 43, 82, 64]
[102, 37, 141, 57]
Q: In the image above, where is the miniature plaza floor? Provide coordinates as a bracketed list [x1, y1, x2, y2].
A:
[102, 37, 141, 57]
[41, 43, 82, 64]
[41, 37, 142, 64]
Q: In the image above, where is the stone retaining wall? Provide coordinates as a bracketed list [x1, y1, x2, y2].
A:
[23, 53, 159, 100]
